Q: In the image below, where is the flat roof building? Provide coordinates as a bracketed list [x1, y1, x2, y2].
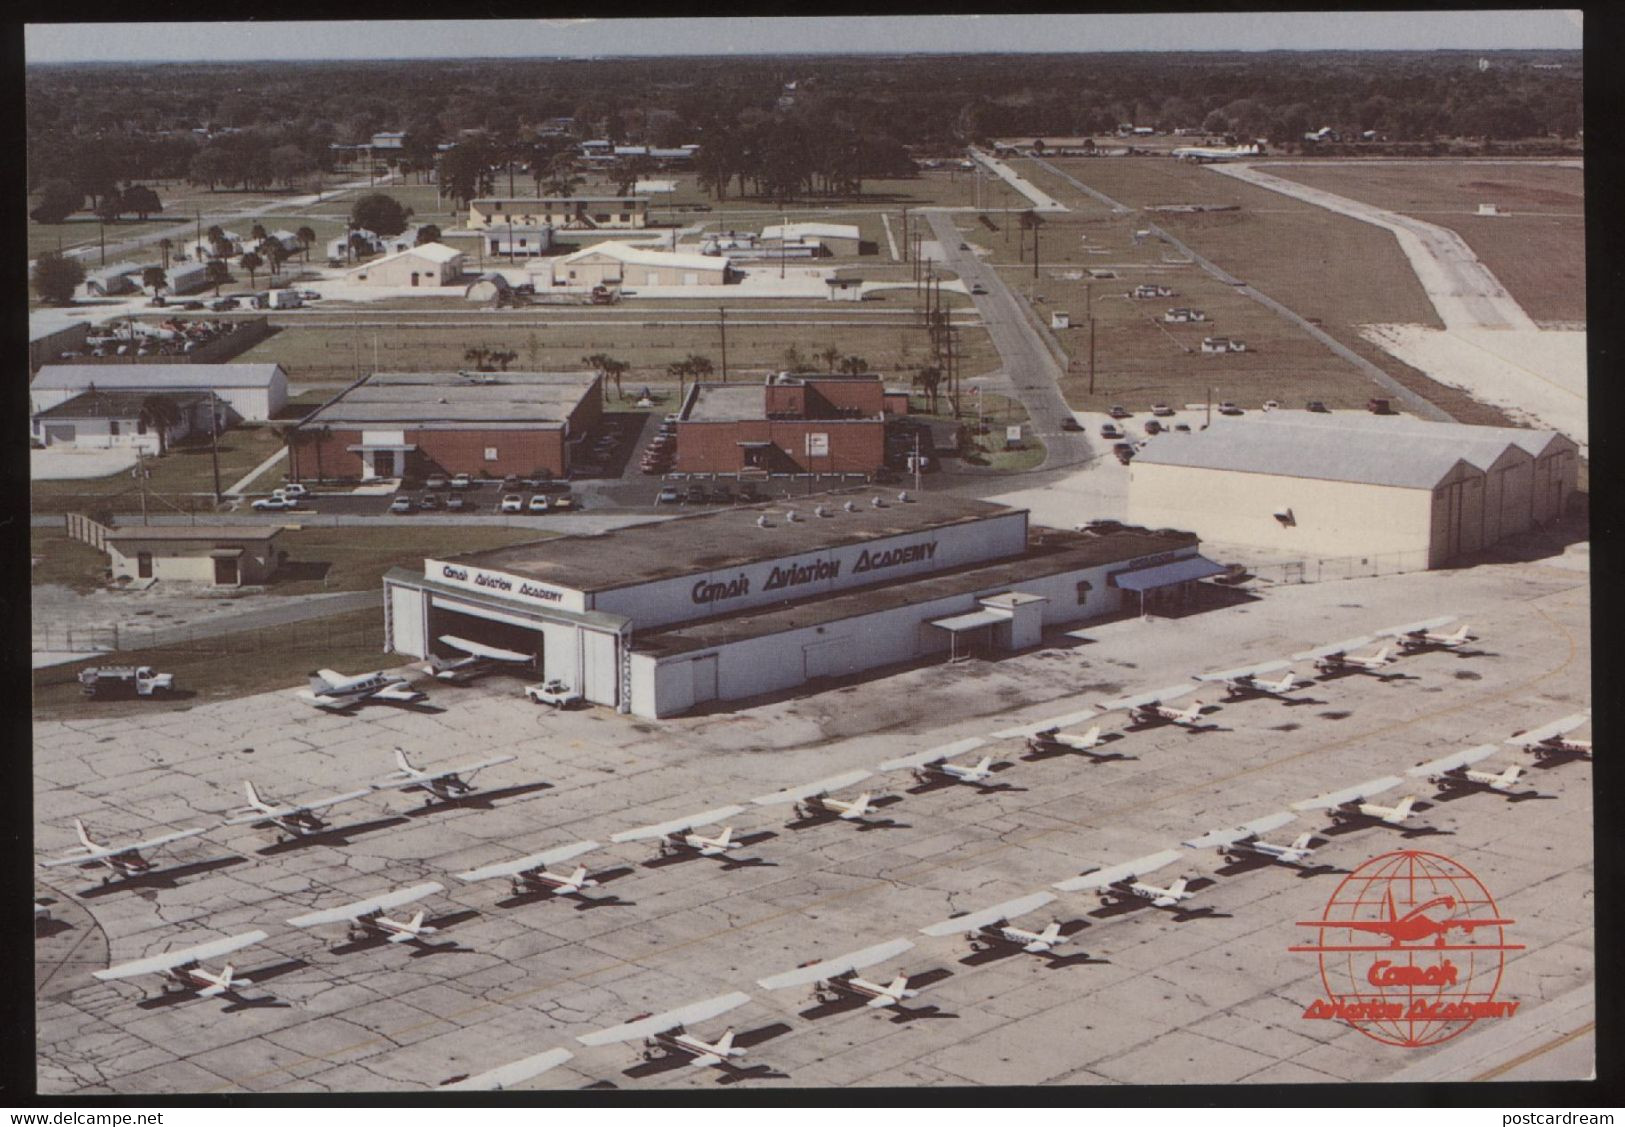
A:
[675, 372, 888, 475]
[468, 197, 650, 231]
[30, 363, 288, 422]
[382, 495, 1216, 717]
[288, 370, 602, 482]
[65, 515, 285, 588]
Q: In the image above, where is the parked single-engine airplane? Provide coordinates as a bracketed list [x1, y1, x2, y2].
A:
[370, 748, 517, 804]
[1409, 746, 1527, 794]
[752, 770, 880, 822]
[1292, 636, 1396, 677]
[1377, 616, 1476, 654]
[297, 668, 428, 711]
[456, 841, 602, 897]
[880, 738, 998, 787]
[1183, 811, 1319, 866]
[609, 806, 750, 859]
[757, 938, 923, 1009]
[428, 634, 535, 683]
[1298, 886, 1514, 948]
[39, 819, 209, 883]
[286, 881, 446, 945]
[1193, 660, 1310, 701]
[223, 781, 372, 840]
[1292, 776, 1418, 826]
[440, 1048, 575, 1092]
[1171, 143, 1263, 162]
[577, 992, 753, 1068]
[1098, 685, 1210, 729]
[1507, 712, 1591, 759]
[93, 929, 269, 999]
[920, 891, 1071, 954]
[1054, 849, 1194, 907]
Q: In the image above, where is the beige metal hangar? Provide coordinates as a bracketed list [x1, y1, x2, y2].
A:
[1126, 414, 1577, 568]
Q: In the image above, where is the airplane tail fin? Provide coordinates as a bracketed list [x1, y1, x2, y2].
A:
[886, 975, 911, 999]
[1166, 877, 1188, 897]
[244, 780, 264, 809]
[74, 818, 95, 849]
[308, 670, 332, 691]
[1373, 647, 1392, 664]
[406, 909, 427, 933]
[973, 756, 993, 774]
[1500, 765, 1523, 786]
[1039, 922, 1062, 944]
[1388, 795, 1416, 822]
[712, 826, 733, 847]
[1290, 833, 1316, 852]
[714, 1030, 736, 1054]
[567, 866, 590, 888]
[1080, 726, 1101, 747]
[394, 746, 417, 775]
[1450, 625, 1471, 643]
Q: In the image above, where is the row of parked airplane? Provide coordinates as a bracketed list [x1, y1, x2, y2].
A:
[298, 636, 539, 710]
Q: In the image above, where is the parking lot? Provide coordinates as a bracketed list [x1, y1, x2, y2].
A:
[35, 552, 1591, 1092]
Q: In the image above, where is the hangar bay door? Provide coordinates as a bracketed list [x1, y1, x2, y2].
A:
[427, 595, 545, 675]
[690, 655, 719, 705]
[579, 630, 619, 707]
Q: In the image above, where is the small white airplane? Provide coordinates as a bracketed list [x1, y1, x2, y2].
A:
[1183, 812, 1319, 866]
[1171, 143, 1262, 162]
[428, 634, 535, 683]
[752, 769, 880, 822]
[1292, 636, 1395, 676]
[440, 1048, 575, 1092]
[1098, 685, 1209, 729]
[577, 992, 753, 1068]
[223, 780, 373, 840]
[1054, 848, 1194, 907]
[1507, 712, 1591, 759]
[456, 841, 603, 897]
[39, 819, 209, 883]
[920, 891, 1072, 954]
[608, 806, 750, 859]
[879, 738, 998, 787]
[93, 929, 269, 999]
[286, 881, 446, 945]
[297, 667, 428, 711]
[1291, 775, 1418, 825]
[1378, 616, 1476, 654]
[1409, 746, 1527, 794]
[370, 747, 518, 803]
[757, 938, 922, 1009]
[991, 708, 1099, 742]
[1193, 660, 1310, 701]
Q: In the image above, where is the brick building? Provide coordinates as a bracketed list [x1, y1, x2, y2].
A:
[288, 370, 602, 482]
[675, 372, 887, 475]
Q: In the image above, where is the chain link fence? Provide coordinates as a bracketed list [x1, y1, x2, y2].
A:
[33, 613, 384, 668]
[1246, 550, 1432, 586]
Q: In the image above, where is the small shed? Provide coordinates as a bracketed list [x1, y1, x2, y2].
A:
[826, 278, 864, 302]
[101, 524, 285, 586]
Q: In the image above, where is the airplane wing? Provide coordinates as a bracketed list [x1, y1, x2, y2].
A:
[990, 708, 1100, 740]
[750, 769, 873, 806]
[878, 737, 988, 772]
[1183, 811, 1296, 849]
[372, 754, 518, 790]
[456, 841, 601, 883]
[286, 881, 445, 928]
[225, 786, 374, 824]
[1376, 616, 1457, 639]
[1507, 712, 1590, 746]
[440, 1048, 574, 1092]
[1054, 848, 1183, 892]
[1290, 775, 1405, 811]
[298, 690, 356, 711]
[1408, 745, 1501, 777]
[919, 892, 1057, 937]
[1098, 684, 1198, 711]
[577, 991, 752, 1045]
[608, 806, 748, 843]
[437, 635, 533, 663]
[373, 683, 426, 702]
[1291, 635, 1377, 661]
[40, 826, 208, 868]
[757, 938, 916, 990]
[94, 930, 269, 980]
[1193, 660, 1291, 684]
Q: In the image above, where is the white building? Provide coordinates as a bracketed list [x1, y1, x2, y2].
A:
[761, 222, 863, 256]
[30, 363, 289, 422]
[544, 241, 732, 288]
[327, 228, 384, 261]
[479, 226, 554, 257]
[345, 242, 466, 287]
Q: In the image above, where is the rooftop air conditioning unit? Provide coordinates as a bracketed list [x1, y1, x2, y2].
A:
[871, 496, 886, 508]
[843, 500, 858, 513]
[898, 491, 911, 503]
[784, 509, 802, 522]
[756, 514, 772, 528]
[814, 504, 830, 518]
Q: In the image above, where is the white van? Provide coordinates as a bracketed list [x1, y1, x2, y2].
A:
[268, 289, 303, 309]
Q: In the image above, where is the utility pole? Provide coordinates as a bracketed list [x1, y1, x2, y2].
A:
[209, 392, 223, 504]
[1207, 386, 1213, 429]
[1088, 290, 1098, 397]
[1032, 214, 1040, 279]
[718, 306, 728, 382]
[901, 207, 909, 263]
[134, 449, 149, 526]
[780, 213, 787, 279]
[913, 430, 922, 493]
[99, 219, 106, 267]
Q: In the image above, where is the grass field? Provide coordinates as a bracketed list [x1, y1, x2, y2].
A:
[29, 424, 285, 516]
[265, 524, 551, 597]
[29, 529, 111, 594]
[1263, 162, 1586, 325]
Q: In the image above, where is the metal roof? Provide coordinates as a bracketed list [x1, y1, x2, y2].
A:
[298, 370, 598, 428]
[34, 389, 208, 420]
[559, 241, 728, 272]
[32, 364, 287, 391]
[1112, 555, 1226, 591]
[104, 525, 283, 542]
[1130, 415, 1559, 489]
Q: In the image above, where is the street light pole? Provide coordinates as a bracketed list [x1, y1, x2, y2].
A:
[718, 306, 728, 382]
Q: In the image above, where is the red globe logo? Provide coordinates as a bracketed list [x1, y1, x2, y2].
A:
[1291, 850, 1522, 1047]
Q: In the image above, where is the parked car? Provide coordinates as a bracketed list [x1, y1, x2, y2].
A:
[1218, 401, 1242, 415]
[738, 483, 765, 502]
[1100, 422, 1123, 439]
[549, 493, 575, 511]
[971, 283, 987, 295]
[528, 494, 550, 513]
[425, 474, 448, 490]
[499, 493, 524, 513]
[685, 484, 708, 504]
[418, 493, 440, 510]
[1143, 419, 1162, 435]
[711, 484, 734, 504]
[278, 483, 309, 499]
[1367, 398, 1394, 415]
[1174, 423, 1192, 433]
[656, 485, 682, 504]
[1108, 405, 1131, 419]
[209, 297, 239, 311]
[389, 496, 414, 514]
[870, 467, 900, 485]
[525, 679, 582, 709]
[1306, 400, 1330, 413]
[500, 475, 523, 491]
[959, 242, 969, 250]
[446, 494, 470, 512]
[449, 473, 473, 490]
[251, 496, 299, 512]
[147, 296, 167, 308]
[1113, 442, 1136, 464]
[1262, 399, 1280, 411]
[180, 301, 206, 311]
[1060, 416, 1083, 432]
[1151, 403, 1174, 417]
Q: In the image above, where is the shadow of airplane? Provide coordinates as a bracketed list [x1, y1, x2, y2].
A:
[138, 959, 301, 1011]
[715, 1062, 790, 1084]
[255, 816, 411, 855]
[78, 856, 246, 897]
[35, 917, 73, 939]
[1529, 751, 1589, 771]
[400, 782, 553, 815]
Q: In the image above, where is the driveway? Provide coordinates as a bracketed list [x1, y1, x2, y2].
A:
[31, 448, 139, 480]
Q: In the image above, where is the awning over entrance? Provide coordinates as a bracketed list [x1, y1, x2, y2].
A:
[736, 441, 775, 448]
[1113, 555, 1225, 591]
[345, 443, 418, 453]
[930, 608, 1010, 632]
[207, 548, 244, 558]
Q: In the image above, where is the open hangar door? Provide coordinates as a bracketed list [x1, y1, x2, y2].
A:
[427, 599, 545, 676]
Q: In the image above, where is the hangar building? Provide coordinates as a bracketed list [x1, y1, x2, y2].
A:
[382, 494, 1219, 718]
[1126, 414, 1578, 568]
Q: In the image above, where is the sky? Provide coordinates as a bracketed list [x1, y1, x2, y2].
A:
[25, 12, 1584, 64]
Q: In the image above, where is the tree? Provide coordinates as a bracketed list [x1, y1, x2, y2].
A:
[602, 357, 629, 401]
[838, 355, 868, 375]
[29, 179, 83, 223]
[138, 395, 181, 455]
[31, 252, 85, 305]
[350, 192, 412, 238]
[250, 223, 267, 242]
[414, 223, 442, 246]
[157, 236, 173, 270]
[260, 240, 286, 277]
[611, 154, 656, 196]
[543, 152, 584, 198]
[188, 147, 234, 191]
[296, 226, 316, 262]
[490, 349, 518, 372]
[239, 250, 264, 289]
[464, 346, 492, 371]
[913, 365, 943, 413]
[95, 191, 125, 224]
[141, 265, 168, 296]
[817, 345, 842, 372]
[205, 259, 230, 295]
[666, 357, 693, 404]
[438, 141, 495, 209]
[121, 185, 162, 220]
[782, 344, 810, 372]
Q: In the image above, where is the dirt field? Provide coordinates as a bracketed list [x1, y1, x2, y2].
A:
[1263, 162, 1586, 326]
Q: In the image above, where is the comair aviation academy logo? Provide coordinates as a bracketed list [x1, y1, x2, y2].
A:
[1291, 850, 1521, 1047]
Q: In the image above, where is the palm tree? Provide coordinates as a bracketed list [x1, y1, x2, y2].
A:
[581, 352, 610, 400]
[261, 240, 286, 277]
[666, 357, 692, 405]
[250, 223, 267, 242]
[205, 259, 229, 295]
[817, 345, 842, 373]
[138, 395, 181, 455]
[311, 424, 331, 483]
[240, 250, 264, 289]
[491, 349, 518, 372]
[158, 237, 173, 271]
[296, 226, 316, 263]
[464, 346, 492, 371]
[602, 357, 629, 402]
[838, 354, 869, 375]
[140, 265, 168, 300]
[914, 365, 943, 413]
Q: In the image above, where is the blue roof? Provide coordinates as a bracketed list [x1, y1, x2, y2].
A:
[1113, 555, 1225, 591]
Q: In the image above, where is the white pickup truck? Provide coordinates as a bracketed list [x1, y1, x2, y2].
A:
[524, 679, 582, 709]
[78, 665, 175, 698]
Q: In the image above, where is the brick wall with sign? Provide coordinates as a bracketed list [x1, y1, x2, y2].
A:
[674, 418, 884, 474]
[295, 426, 571, 480]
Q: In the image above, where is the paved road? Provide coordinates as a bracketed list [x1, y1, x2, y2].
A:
[923, 210, 1093, 471]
